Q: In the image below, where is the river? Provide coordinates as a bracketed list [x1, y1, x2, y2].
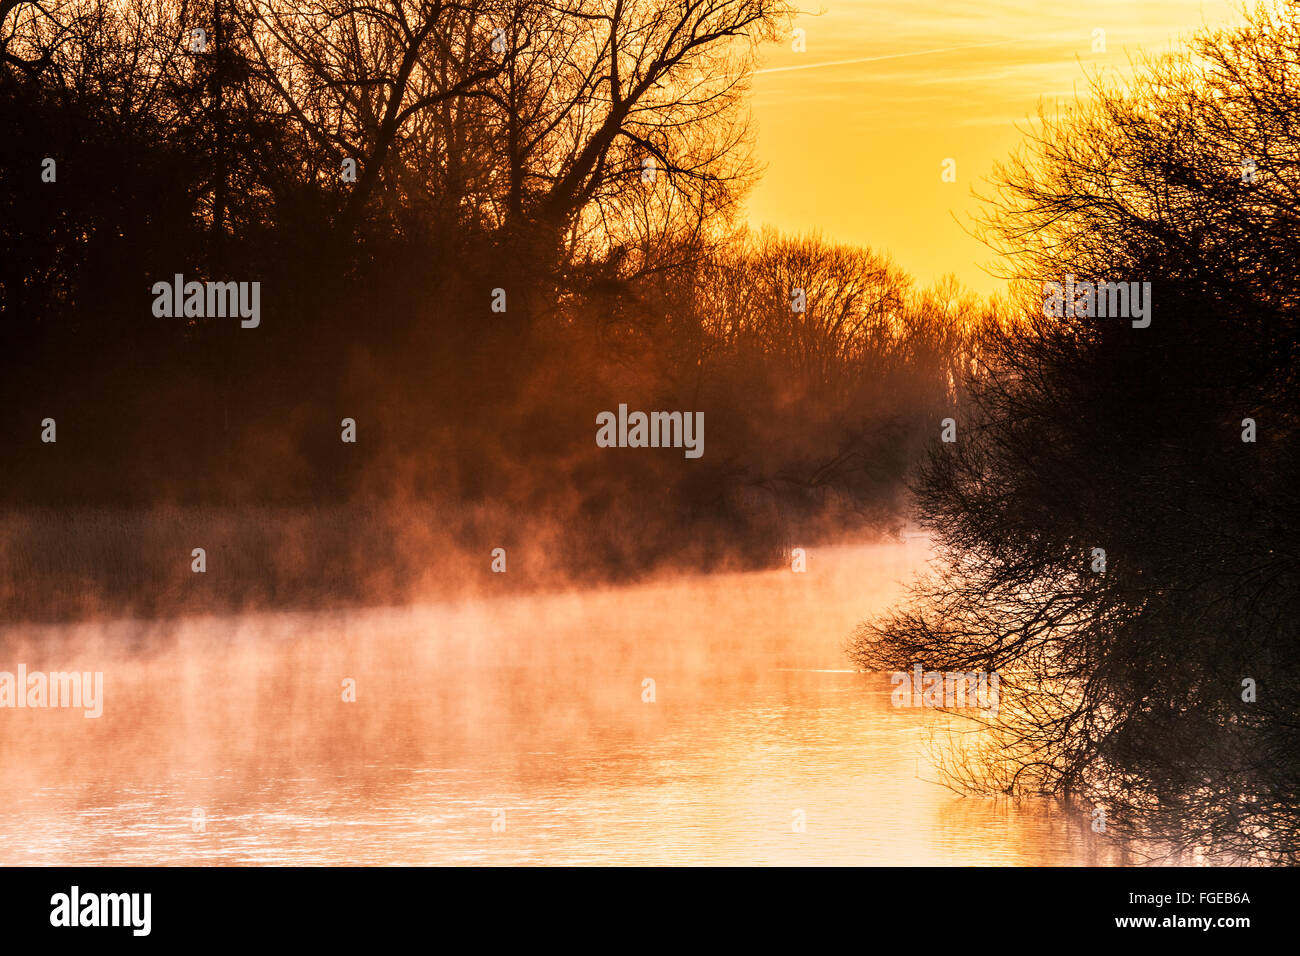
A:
[0, 542, 1122, 865]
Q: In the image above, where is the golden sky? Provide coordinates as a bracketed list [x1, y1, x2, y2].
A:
[746, 0, 1250, 296]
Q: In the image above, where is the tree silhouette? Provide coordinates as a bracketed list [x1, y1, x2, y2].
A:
[851, 3, 1300, 863]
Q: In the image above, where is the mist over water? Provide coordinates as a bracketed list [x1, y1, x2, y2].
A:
[0, 542, 1122, 865]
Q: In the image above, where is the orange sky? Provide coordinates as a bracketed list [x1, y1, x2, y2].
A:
[745, 0, 1251, 296]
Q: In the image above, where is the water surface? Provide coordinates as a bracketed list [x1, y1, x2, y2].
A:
[0, 543, 1121, 865]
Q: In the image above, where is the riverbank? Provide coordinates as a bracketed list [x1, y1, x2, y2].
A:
[0, 502, 888, 624]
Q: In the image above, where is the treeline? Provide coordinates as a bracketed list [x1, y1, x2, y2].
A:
[0, 0, 985, 608]
[852, 3, 1300, 862]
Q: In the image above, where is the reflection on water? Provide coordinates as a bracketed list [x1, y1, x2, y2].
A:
[0, 543, 1123, 865]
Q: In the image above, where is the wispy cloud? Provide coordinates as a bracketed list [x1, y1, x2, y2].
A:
[753, 38, 1030, 75]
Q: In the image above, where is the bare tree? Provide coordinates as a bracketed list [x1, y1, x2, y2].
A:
[853, 2, 1300, 863]
[480, 0, 793, 320]
[236, 0, 503, 232]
